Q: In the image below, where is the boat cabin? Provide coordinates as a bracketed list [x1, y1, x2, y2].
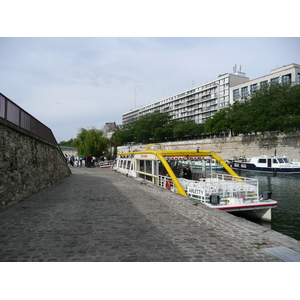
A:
[250, 156, 290, 168]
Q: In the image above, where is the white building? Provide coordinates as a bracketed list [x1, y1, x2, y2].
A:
[230, 63, 300, 102]
[122, 69, 249, 125]
[102, 122, 120, 139]
[122, 63, 300, 126]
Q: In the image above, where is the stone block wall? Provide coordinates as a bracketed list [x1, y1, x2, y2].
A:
[0, 119, 71, 212]
[119, 132, 300, 162]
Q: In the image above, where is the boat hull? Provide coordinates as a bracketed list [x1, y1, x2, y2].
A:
[208, 201, 278, 221]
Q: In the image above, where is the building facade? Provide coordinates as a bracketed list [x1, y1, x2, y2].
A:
[102, 122, 120, 139]
[122, 63, 300, 126]
[122, 70, 249, 126]
[230, 63, 300, 102]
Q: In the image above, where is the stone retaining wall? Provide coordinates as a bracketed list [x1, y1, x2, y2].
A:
[0, 118, 71, 212]
[119, 132, 300, 161]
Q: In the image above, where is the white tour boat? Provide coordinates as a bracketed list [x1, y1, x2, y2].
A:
[113, 144, 278, 221]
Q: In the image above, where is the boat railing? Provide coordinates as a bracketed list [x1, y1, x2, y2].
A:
[158, 173, 259, 203]
[158, 175, 176, 192]
[179, 174, 259, 204]
[97, 160, 114, 167]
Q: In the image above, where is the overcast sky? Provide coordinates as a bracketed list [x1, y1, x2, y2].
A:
[1, 37, 300, 142]
[1, 1, 299, 143]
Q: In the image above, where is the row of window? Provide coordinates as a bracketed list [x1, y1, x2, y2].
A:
[124, 72, 300, 125]
[233, 74, 294, 100]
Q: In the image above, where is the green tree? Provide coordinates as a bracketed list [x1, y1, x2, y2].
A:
[230, 100, 254, 135]
[173, 120, 203, 139]
[154, 121, 174, 142]
[59, 138, 76, 147]
[203, 81, 300, 136]
[204, 106, 236, 135]
[248, 82, 300, 133]
[111, 123, 136, 147]
[74, 127, 109, 157]
[134, 110, 172, 143]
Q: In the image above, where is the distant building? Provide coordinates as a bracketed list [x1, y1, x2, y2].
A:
[102, 122, 120, 139]
[230, 63, 300, 102]
[122, 68, 249, 126]
[122, 63, 300, 126]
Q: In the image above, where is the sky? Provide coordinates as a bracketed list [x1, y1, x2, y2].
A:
[1, 4, 300, 143]
[0, 2, 296, 293]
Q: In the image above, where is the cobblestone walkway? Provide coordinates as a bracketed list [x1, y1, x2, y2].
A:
[1, 167, 300, 262]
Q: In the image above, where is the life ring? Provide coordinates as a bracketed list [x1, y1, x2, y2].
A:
[166, 180, 171, 190]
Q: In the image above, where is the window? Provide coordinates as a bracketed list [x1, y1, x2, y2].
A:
[260, 81, 268, 89]
[271, 77, 279, 85]
[250, 83, 258, 94]
[258, 158, 266, 164]
[233, 89, 240, 100]
[298, 73, 300, 85]
[241, 86, 248, 98]
[282, 74, 291, 85]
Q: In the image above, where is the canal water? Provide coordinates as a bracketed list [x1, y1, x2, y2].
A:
[193, 168, 300, 241]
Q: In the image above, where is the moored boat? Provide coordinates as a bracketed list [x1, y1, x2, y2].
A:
[172, 156, 224, 170]
[113, 144, 278, 221]
[228, 155, 300, 175]
[98, 160, 114, 168]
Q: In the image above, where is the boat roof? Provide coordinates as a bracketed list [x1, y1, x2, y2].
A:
[118, 143, 220, 157]
[118, 144, 240, 178]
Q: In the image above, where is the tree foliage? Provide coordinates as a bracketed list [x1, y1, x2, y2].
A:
[111, 82, 300, 147]
[204, 82, 300, 135]
[112, 111, 205, 146]
[134, 110, 173, 143]
[73, 127, 110, 157]
[59, 138, 76, 147]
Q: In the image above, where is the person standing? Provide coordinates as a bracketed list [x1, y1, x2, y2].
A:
[182, 164, 192, 179]
[70, 155, 75, 167]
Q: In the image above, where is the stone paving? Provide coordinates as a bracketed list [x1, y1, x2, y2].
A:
[1, 167, 300, 262]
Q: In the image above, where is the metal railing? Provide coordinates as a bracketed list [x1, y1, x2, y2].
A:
[0, 92, 57, 145]
[0, 92, 70, 168]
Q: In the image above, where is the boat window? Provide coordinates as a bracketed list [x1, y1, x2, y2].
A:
[258, 158, 266, 163]
[146, 161, 152, 173]
[137, 160, 152, 174]
[166, 160, 181, 177]
[273, 159, 278, 164]
[283, 157, 289, 163]
[139, 160, 144, 172]
[277, 158, 284, 163]
[123, 160, 128, 168]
